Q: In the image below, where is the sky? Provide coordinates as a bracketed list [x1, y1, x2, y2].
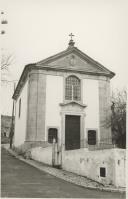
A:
[1, 0, 128, 115]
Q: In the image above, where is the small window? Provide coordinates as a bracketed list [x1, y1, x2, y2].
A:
[48, 128, 58, 143]
[4, 132, 6, 137]
[100, 167, 106, 177]
[118, 160, 120, 165]
[88, 130, 96, 145]
[19, 98, 21, 118]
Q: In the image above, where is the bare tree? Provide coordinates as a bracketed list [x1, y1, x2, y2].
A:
[1, 53, 15, 82]
[111, 89, 126, 148]
[103, 89, 126, 148]
[1, 54, 14, 71]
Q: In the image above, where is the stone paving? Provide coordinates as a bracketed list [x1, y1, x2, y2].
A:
[2, 144, 126, 193]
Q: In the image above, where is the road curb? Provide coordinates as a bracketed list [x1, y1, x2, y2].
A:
[2, 145, 125, 193]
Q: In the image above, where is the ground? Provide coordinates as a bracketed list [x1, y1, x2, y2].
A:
[1, 148, 126, 198]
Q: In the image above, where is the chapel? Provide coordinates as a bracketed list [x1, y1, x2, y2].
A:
[12, 35, 126, 188]
[13, 34, 115, 150]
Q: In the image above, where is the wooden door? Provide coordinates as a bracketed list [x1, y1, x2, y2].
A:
[65, 115, 80, 150]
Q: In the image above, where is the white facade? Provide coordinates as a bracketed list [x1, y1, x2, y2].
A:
[14, 80, 28, 146]
[45, 75, 63, 141]
[14, 74, 100, 146]
[45, 75, 100, 144]
[83, 79, 100, 140]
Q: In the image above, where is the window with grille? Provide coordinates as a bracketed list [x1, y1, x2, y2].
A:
[88, 130, 96, 145]
[65, 76, 81, 101]
[100, 167, 106, 177]
[48, 128, 58, 143]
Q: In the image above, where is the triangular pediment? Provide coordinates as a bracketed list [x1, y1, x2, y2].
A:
[36, 47, 115, 78]
[13, 45, 115, 100]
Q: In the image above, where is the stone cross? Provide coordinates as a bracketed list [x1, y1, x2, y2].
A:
[69, 33, 74, 40]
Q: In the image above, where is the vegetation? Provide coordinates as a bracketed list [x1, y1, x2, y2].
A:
[111, 89, 126, 148]
[1, 54, 14, 71]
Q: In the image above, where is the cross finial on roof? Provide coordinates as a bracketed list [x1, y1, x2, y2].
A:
[69, 33, 74, 40]
[68, 33, 75, 47]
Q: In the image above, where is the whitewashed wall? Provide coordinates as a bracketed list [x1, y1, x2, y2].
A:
[14, 80, 28, 146]
[45, 75, 63, 141]
[62, 148, 126, 187]
[114, 149, 126, 187]
[30, 146, 53, 165]
[82, 79, 100, 140]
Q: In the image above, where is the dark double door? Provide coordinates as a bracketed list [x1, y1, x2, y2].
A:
[65, 115, 80, 150]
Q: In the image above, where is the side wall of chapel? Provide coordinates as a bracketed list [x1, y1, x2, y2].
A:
[14, 80, 28, 146]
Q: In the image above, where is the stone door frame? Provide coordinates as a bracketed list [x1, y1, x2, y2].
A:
[60, 109, 86, 150]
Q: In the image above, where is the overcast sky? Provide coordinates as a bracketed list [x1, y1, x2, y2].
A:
[1, 0, 128, 115]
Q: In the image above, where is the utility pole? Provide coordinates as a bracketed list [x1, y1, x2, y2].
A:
[9, 82, 16, 148]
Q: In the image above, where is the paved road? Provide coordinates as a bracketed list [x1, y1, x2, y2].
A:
[1, 148, 125, 198]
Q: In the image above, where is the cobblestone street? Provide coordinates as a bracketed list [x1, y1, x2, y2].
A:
[1, 147, 125, 198]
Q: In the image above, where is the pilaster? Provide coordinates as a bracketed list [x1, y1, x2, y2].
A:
[26, 71, 46, 141]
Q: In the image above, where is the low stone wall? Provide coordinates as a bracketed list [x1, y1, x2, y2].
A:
[13, 141, 50, 155]
[30, 146, 53, 165]
[62, 148, 126, 187]
[25, 144, 126, 188]
[114, 149, 126, 187]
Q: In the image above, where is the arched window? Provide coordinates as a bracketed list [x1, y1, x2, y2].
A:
[65, 76, 81, 101]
